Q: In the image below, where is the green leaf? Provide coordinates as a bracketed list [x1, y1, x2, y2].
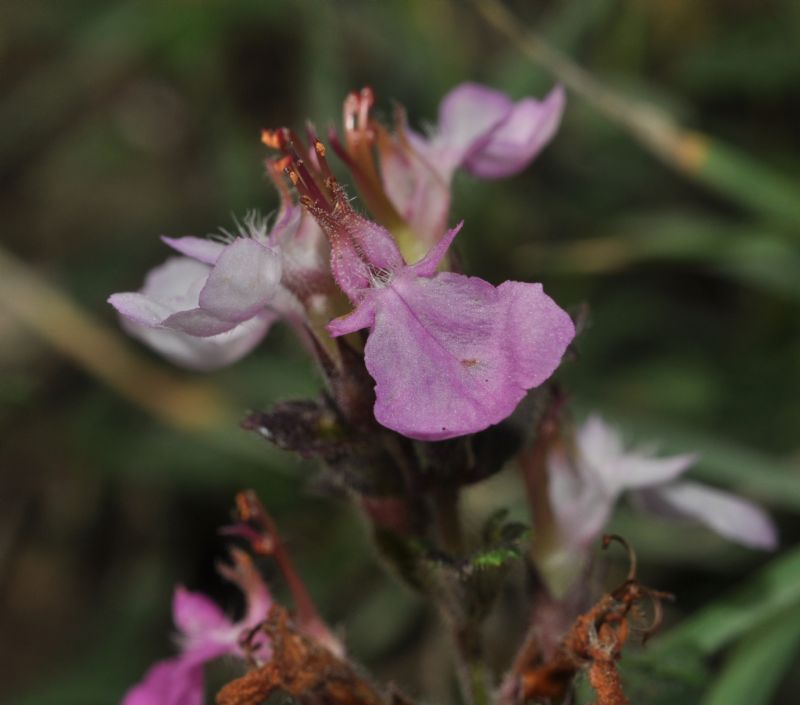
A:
[653, 544, 800, 656]
[701, 604, 800, 705]
[469, 544, 524, 570]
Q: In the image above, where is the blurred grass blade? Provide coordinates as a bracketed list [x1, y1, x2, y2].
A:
[0, 245, 235, 432]
[519, 212, 800, 302]
[471, 0, 800, 228]
[701, 604, 800, 705]
[654, 544, 800, 655]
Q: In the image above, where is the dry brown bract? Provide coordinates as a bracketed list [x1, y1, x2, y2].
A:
[216, 605, 390, 705]
[511, 535, 673, 705]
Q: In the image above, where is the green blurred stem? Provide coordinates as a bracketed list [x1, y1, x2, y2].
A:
[451, 621, 493, 705]
[431, 490, 492, 705]
[463, 655, 493, 705]
[471, 0, 800, 228]
[432, 487, 464, 555]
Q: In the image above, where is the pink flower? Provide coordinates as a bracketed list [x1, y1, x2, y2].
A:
[419, 82, 567, 180]
[109, 209, 324, 370]
[324, 221, 575, 441]
[377, 83, 565, 250]
[122, 550, 272, 705]
[265, 131, 574, 441]
[548, 415, 778, 552]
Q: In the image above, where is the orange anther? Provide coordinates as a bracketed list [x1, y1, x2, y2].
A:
[260, 129, 281, 149]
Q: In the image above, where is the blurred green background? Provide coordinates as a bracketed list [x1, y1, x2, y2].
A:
[1, 0, 800, 703]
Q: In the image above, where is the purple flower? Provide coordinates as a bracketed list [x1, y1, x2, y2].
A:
[377, 83, 565, 251]
[109, 209, 323, 370]
[548, 415, 778, 552]
[122, 550, 272, 705]
[422, 82, 567, 180]
[325, 222, 575, 440]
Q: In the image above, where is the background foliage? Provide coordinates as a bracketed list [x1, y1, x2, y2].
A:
[1, 0, 799, 703]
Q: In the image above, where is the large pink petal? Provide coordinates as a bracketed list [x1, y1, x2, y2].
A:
[641, 481, 778, 550]
[199, 238, 282, 322]
[363, 272, 574, 440]
[463, 86, 566, 179]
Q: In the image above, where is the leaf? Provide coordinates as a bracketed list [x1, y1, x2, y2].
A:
[652, 544, 800, 656]
[701, 604, 800, 705]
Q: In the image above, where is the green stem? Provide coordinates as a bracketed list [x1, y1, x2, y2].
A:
[471, 0, 800, 229]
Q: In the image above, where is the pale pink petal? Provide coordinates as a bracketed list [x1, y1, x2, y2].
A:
[548, 446, 613, 549]
[109, 258, 210, 328]
[121, 655, 204, 705]
[162, 308, 240, 336]
[577, 415, 695, 494]
[641, 481, 778, 550]
[139, 258, 210, 306]
[435, 83, 513, 173]
[172, 586, 230, 639]
[198, 238, 282, 322]
[162, 236, 225, 265]
[362, 273, 574, 440]
[463, 86, 566, 179]
[277, 210, 330, 286]
[120, 312, 275, 371]
[108, 292, 173, 327]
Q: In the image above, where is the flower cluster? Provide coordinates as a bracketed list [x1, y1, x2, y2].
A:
[110, 82, 572, 440]
[113, 82, 778, 705]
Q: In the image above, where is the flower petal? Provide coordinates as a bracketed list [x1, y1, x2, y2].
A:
[121, 655, 205, 705]
[109, 257, 211, 326]
[162, 236, 225, 265]
[326, 295, 377, 337]
[163, 308, 240, 337]
[109, 258, 211, 330]
[108, 292, 172, 327]
[577, 416, 696, 495]
[463, 85, 566, 179]
[548, 445, 613, 549]
[199, 238, 282, 322]
[435, 83, 513, 173]
[120, 311, 275, 371]
[378, 127, 451, 251]
[640, 481, 778, 550]
[172, 586, 230, 639]
[362, 273, 574, 440]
